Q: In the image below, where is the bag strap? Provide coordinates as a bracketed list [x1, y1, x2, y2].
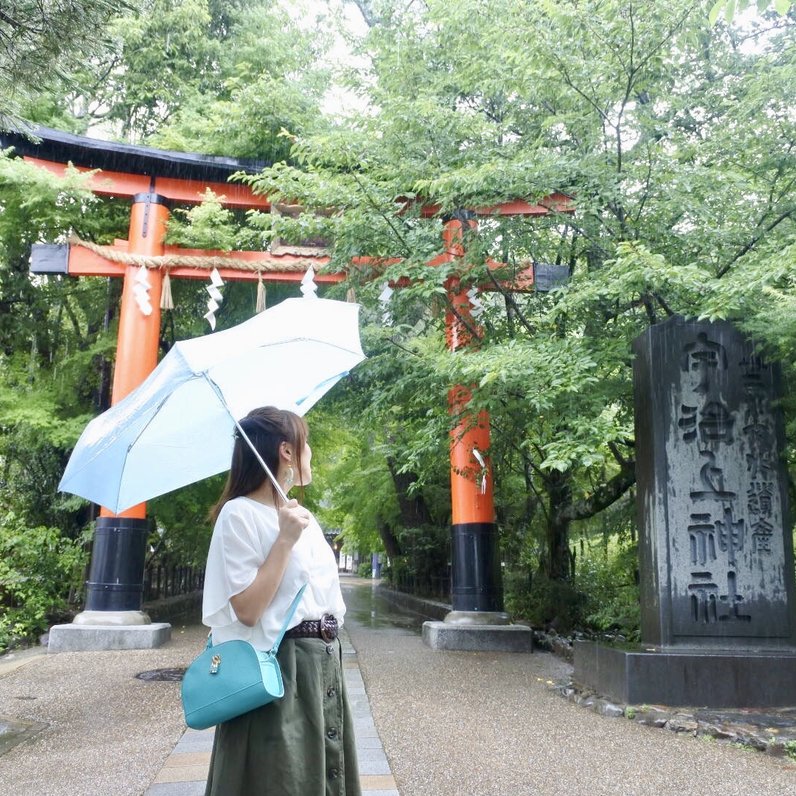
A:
[269, 582, 307, 655]
[206, 582, 308, 653]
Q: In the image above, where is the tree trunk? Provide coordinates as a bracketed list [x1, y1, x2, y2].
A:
[544, 469, 574, 581]
[542, 460, 637, 582]
[377, 520, 402, 559]
[386, 456, 434, 527]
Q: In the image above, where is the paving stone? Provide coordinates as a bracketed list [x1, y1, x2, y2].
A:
[146, 783, 206, 796]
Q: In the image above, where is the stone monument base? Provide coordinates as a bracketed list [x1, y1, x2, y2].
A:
[423, 619, 533, 653]
[48, 623, 171, 653]
[574, 640, 796, 708]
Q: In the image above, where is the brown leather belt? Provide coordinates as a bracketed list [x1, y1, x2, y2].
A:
[285, 614, 338, 642]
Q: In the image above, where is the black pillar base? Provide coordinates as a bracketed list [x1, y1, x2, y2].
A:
[450, 522, 503, 612]
[84, 517, 149, 612]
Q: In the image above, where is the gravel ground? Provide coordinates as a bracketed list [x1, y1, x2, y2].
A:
[0, 623, 206, 796]
[341, 585, 796, 796]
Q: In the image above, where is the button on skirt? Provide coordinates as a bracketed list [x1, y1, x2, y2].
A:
[204, 636, 361, 796]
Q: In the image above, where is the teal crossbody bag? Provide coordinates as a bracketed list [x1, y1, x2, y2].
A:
[181, 584, 307, 730]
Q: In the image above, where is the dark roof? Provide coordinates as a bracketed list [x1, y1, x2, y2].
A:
[0, 126, 267, 182]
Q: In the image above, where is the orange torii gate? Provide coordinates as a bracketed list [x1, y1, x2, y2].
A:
[4, 127, 572, 648]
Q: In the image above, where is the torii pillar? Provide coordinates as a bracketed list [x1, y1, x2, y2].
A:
[70, 193, 170, 639]
[46, 192, 173, 650]
[422, 216, 533, 652]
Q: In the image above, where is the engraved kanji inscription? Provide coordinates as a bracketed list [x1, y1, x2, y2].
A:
[716, 505, 745, 568]
[747, 481, 773, 518]
[719, 571, 752, 623]
[679, 401, 735, 445]
[688, 572, 719, 623]
[750, 517, 775, 553]
[690, 450, 736, 501]
[688, 514, 717, 566]
[682, 333, 728, 394]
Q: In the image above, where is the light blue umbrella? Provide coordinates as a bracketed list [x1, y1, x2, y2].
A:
[59, 297, 365, 514]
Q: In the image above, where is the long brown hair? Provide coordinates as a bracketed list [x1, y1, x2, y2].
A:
[210, 407, 308, 524]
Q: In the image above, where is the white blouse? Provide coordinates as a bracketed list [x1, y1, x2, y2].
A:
[202, 496, 346, 650]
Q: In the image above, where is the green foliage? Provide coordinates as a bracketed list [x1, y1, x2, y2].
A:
[504, 535, 640, 638]
[356, 561, 373, 579]
[384, 524, 450, 598]
[3, 0, 796, 641]
[165, 190, 249, 251]
[504, 570, 587, 634]
[0, 512, 89, 651]
[709, 0, 793, 25]
[49, 0, 336, 155]
[259, 0, 796, 592]
[313, 402, 418, 553]
[1, 1, 344, 644]
[0, 0, 126, 128]
[89, 0, 226, 140]
[148, 476, 224, 568]
[578, 538, 641, 640]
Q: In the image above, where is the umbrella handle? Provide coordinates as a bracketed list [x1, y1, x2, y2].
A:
[204, 375, 290, 504]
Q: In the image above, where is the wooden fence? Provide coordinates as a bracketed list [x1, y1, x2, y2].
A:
[143, 564, 204, 602]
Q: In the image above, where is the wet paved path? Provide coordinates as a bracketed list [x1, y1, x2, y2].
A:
[338, 581, 796, 796]
[143, 579, 426, 794]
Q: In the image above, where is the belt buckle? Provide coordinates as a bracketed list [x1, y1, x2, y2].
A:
[319, 614, 335, 643]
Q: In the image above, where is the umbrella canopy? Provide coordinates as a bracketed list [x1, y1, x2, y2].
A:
[59, 297, 365, 514]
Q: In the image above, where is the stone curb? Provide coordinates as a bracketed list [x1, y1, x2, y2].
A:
[552, 680, 796, 759]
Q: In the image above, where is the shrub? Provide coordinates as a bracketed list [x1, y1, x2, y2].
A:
[385, 524, 450, 599]
[356, 561, 373, 578]
[503, 535, 641, 638]
[577, 537, 640, 640]
[0, 511, 88, 651]
[504, 570, 587, 633]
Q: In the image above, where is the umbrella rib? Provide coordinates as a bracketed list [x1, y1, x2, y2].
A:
[201, 372, 289, 505]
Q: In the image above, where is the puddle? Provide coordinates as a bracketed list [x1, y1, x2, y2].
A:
[0, 716, 46, 756]
[340, 581, 426, 634]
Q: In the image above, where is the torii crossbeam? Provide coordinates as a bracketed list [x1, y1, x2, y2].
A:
[2, 127, 573, 650]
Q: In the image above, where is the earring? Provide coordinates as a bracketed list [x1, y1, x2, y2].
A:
[283, 466, 295, 491]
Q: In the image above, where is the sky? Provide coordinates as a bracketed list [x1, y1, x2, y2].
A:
[283, 0, 372, 118]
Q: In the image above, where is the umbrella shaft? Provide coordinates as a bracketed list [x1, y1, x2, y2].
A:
[234, 419, 289, 504]
[202, 374, 289, 504]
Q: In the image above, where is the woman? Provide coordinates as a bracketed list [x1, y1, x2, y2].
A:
[202, 406, 360, 796]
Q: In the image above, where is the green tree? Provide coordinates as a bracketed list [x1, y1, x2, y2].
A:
[44, 0, 336, 157]
[0, 0, 127, 129]
[248, 0, 796, 589]
[0, 0, 341, 644]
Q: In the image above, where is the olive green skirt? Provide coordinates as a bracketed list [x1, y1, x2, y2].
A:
[204, 636, 361, 796]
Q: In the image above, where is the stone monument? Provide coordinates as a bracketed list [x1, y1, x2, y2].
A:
[575, 316, 796, 707]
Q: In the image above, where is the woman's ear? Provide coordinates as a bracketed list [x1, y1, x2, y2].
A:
[279, 441, 293, 462]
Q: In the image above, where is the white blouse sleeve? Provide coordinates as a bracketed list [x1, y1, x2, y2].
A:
[202, 503, 272, 628]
